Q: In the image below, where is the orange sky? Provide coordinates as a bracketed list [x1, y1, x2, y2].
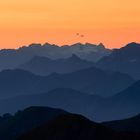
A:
[0, 0, 140, 49]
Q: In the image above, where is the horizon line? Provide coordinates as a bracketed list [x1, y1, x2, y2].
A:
[1, 41, 140, 50]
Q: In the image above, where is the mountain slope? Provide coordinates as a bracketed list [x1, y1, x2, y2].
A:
[18, 55, 94, 76]
[0, 42, 111, 71]
[93, 80, 140, 121]
[0, 66, 134, 98]
[97, 42, 140, 79]
[0, 69, 44, 98]
[0, 106, 67, 140]
[17, 114, 140, 140]
[0, 88, 103, 121]
[60, 43, 111, 62]
[1, 85, 140, 122]
[49, 66, 134, 96]
[103, 113, 140, 132]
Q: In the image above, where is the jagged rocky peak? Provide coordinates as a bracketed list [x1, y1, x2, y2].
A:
[122, 42, 140, 50]
[28, 43, 42, 48]
[69, 54, 81, 60]
[98, 43, 105, 48]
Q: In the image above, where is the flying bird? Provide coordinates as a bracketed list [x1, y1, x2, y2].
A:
[76, 33, 84, 37]
[80, 35, 84, 37]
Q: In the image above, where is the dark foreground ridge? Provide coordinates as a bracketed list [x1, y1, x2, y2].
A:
[103, 113, 140, 132]
[0, 106, 67, 140]
[17, 114, 140, 140]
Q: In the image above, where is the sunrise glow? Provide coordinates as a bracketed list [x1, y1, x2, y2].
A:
[0, 0, 140, 48]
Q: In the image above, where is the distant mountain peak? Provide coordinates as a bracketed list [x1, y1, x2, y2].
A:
[28, 43, 42, 48]
[98, 43, 105, 48]
[43, 42, 52, 46]
[69, 54, 81, 60]
[123, 42, 140, 49]
[71, 43, 83, 47]
[85, 43, 96, 46]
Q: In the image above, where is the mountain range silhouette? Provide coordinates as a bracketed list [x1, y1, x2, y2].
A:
[0, 42, 140, 139]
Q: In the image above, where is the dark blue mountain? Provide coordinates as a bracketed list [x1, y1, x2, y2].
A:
[103, 113, 140, 132]
[1, 84, 140, 122]
[0, 43, 111, 71]
[17, 114, 140, 140]
[97, 42, 140, 79]
[0, 69, 43, 98]
[0, 106, 139, 140]
[0, 106, 67, 140]
[18, 55, 94, 76]
[0, 66, 134, 98]
[49, 66, 134, 96]
[0, 88, 103, 121]
[92, 80, 140, 121]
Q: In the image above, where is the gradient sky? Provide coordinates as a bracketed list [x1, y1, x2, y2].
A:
[0, 0, 140, 49]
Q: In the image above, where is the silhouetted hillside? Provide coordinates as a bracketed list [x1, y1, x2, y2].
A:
[1, 84, 140, 122]
[0, 69, 43, 98]
[0, 42, 111, 71]
[0, 66, 134, 98]
[103, 113, 140, 132]
[0, 106, 67, 140]
[92, 80, 140, 121]
[17, 114, 140, 140]
[0, 107, 140, 140]
[0, 88, 103, 121]
[18, 55, 94, 76]
[49, 66, 134, 96]
[97, 42, 140, 79]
